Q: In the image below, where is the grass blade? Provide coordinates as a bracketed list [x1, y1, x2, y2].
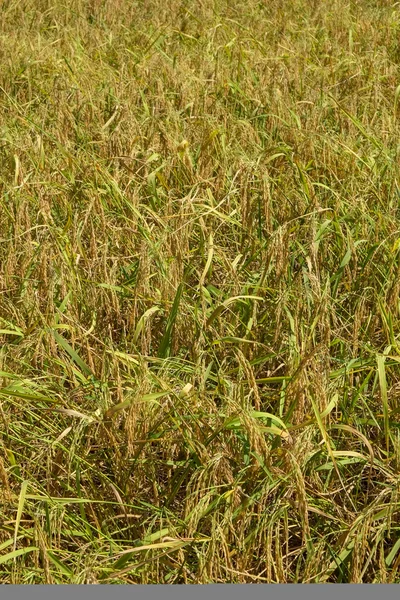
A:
[50, 330, 93, 378]
[0, 547, 39, 566]
[157, 283, 184, 358]
[14, 481, 29, 552]
[377, 354, 391, 454]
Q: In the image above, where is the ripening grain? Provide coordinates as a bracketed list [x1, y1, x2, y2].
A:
[1, 0, 400, 584]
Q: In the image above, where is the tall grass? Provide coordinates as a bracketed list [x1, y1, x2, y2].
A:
[1, 0, 400, 583]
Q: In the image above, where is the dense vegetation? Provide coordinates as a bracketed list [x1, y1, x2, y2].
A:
[1, 0, 400, 584]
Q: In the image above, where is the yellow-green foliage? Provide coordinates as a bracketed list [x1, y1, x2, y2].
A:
[1, 0, 400, 584]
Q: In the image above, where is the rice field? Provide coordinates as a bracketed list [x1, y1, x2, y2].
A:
[1, 0, 400, 584]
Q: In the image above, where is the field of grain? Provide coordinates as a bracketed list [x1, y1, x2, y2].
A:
[1, 0, 400, 584]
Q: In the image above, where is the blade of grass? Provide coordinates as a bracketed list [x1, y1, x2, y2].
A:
[50, 329, 93, 378]
[157, 283, 184, 358]
[13, 481, 29, 552]
[377, 354, 391, 454]
[0, 547, 39, 565]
